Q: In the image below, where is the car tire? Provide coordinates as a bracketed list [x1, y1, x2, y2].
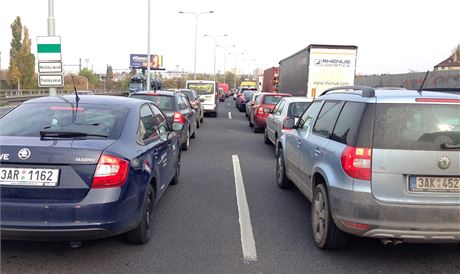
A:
[264, 129, 271, 144]
[276, 148, 292, 189]
[182, 130, 190, 151]
[249, 117, 254, 127]
[200, 116, 204, 123]
[170, 153, 181, 185]
[311, 184, 349, 250]
[126, 184, 154, 244]
[196, 119, 200, 129]
[245, 112, 248, 117]
[253, 125, 260, 133]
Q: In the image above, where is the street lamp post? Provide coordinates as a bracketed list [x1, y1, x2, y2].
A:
[204, 34, 227, 82]
[217, 44, 235, 84]
[179, 10, 214, 80]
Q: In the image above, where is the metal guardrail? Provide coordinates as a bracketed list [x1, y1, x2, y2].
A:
[0, 90, 129, 105]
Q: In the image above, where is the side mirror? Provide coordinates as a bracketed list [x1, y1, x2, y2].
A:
[283, 117, 295, 130]
[159, 124, 168, 134]
[251, 101, 255, 106]
[172, 123, 184, 131]
[200, 98, 205, 102]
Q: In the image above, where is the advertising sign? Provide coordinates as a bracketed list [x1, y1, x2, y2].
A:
[130, 54, 164, 69]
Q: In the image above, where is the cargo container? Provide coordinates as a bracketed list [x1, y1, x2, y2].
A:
[278, 44, 358, 98]
[262, 67, 279, 93]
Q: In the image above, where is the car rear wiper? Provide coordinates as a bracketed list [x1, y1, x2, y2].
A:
[40, 130, 108, 138]
[441, 143, 460, 149]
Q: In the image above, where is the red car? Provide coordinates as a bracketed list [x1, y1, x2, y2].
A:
[249, 92, 291, 133]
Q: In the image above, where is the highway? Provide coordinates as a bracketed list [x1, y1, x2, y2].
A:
[1, 99, 459, 274]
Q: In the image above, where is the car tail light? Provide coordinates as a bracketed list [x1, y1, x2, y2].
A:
[282, 117, 293, 130]
[173, 112, 185, 124]
[340, 220, 370, 230]
[92, 154, 129, 188]
[257, 106, 264, 115]
[341, 146, 372, 181]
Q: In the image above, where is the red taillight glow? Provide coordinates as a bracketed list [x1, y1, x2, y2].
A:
[341, 146, 372, 181]
[416, 98, 460, 103]
[173, 112, 185, 124]
[92, 154, 129, 188]
[257, 106, 264, 115]
[340, 220, 370, 230]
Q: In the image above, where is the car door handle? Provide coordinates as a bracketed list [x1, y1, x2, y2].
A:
[314, 148, 321, 156]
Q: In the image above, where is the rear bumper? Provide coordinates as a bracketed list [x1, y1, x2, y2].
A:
[203, 104, 216, 112]
[1, 187, 142, 241]
[329, 187, 460, 242]
[254, 116, 268, 128]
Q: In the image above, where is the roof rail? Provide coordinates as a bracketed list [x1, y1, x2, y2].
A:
[321, 86, 375, 98]
[374, 86, 406, 90]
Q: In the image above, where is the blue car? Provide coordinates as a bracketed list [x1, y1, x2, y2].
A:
[0, 95, 182, 244]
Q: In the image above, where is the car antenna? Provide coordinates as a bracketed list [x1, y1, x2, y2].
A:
[70, 74, 80, 122]
[417, 70, 430, 93]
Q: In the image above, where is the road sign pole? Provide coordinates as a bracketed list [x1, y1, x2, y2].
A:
[48, 0, 57, 96]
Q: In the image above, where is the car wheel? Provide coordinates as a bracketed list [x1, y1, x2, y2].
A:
[264, 129, 271, 144]
[276, 148, 292, 189]
[196, 118, 200, 129]
[249, 118, 254, 127]
[245, 112, 248, 117]
[311, 184, 349, 250]
[253, 125, 260, 133]
[126, 184, 154, 244]
[170, 153, 181, 185]
[200, 116, 204, 123]
[182, 130, 190, 151]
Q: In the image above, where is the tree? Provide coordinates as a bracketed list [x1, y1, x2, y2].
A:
[79, 68, 98, 86]
[8, 17, 36, 89]
[106, 65, 113, 79]
[453, 44, 460, 59]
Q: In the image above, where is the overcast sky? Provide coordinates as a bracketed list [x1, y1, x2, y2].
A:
[1, 0, 459, 75]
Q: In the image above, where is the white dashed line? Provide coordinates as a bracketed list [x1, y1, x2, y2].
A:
[227, 102, 230, 106]
[228, 112, 232, 119]
[232, 155, 257, 262]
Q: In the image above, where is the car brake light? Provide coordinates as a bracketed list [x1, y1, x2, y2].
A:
[49, 106, 85, 111]
[415, 98, 460, 103]
[173, 112, 185, 124]
[341, 146, 372, 181]
[257, 106, 264, 115]
[92, 154, 129, 188]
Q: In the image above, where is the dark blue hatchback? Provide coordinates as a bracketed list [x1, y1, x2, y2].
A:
[0, 95, 182, 244]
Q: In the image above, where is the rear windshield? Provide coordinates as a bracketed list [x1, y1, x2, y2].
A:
[131, 95, 175, 111]
[180, 91, 195, 101]
[373, 104, 460, 151]
[186, 83, 214, 95]
[288, 102, 310, 118]
[0, 102, 129, 139]
[243, 91, 254, 100]
[263, 95, 284, 105]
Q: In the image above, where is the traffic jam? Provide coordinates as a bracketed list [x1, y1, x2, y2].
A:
[1, 3, 460, 272]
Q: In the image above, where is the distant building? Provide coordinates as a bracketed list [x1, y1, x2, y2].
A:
[434, 53, 460, 71]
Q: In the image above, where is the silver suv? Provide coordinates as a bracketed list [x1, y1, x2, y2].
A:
[276, 86, 460, 249]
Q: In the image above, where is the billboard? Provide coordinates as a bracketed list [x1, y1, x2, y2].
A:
[130, 54, 164, 69]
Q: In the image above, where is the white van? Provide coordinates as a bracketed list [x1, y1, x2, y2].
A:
[185, 80, 218, 117]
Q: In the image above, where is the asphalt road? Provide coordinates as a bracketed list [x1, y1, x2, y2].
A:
[1, 99, 459, 274]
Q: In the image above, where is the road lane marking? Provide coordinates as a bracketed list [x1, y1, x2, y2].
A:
[228, 112, 232, 119]
[232, 155, 257, 262]
[227, 102, 230, 106]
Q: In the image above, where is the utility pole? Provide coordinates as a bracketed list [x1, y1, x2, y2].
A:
[146, 0, 151, 91]
[48, 0, 57, 96]
[79, 58, 82, 72]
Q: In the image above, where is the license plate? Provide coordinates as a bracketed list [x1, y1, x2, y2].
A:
[0, 168, 60, 187]
[409, 176, 460, 193]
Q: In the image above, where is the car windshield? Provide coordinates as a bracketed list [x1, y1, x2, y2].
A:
[129, 82, 143, 91]
[180, 91, 195, 100]
[186, 83, 214, 95]
[288, 102, 310, 118]
[131, 95, 175, 111]
[0, 102, 128, 139]
[263, 95, 284, 105]
[373, 103, 460, 150]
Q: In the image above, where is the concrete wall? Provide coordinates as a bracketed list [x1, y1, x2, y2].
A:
[355, 70, 460, 89]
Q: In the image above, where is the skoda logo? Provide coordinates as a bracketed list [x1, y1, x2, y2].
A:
[18, 148, 31, 160]
[437, 156, 450, 170]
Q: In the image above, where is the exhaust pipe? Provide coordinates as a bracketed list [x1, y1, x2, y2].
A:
[380, 238, 403, 246]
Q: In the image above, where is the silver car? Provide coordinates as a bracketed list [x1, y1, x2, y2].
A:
[264, 97, 312, 152]
[276, 86, 460, 249]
